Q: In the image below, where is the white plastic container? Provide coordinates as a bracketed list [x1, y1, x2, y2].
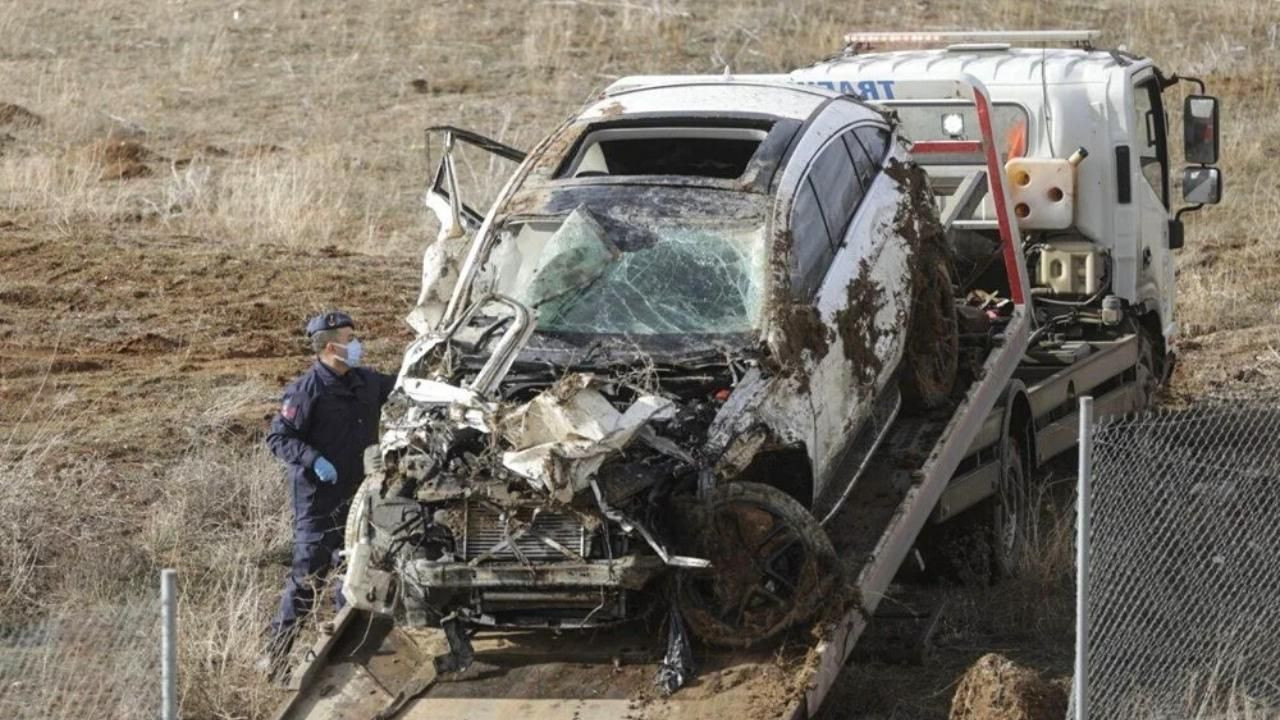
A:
[1005, 157, 1074, 230]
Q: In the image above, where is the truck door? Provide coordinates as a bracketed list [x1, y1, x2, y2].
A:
[1129, 71, 1175, 331]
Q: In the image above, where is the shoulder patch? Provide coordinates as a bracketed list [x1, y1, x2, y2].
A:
[281, 402, 298, 421]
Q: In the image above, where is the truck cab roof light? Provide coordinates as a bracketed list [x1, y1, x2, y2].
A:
[842, 30, 1101, 53]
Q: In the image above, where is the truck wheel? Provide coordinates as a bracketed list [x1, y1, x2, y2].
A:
[676, 482, 838, 649]
[991, 440, 1029, 579]
[914, 436, 1027, 583]
[901, 254, 958, 409]
[1135, 330, 1160, 411]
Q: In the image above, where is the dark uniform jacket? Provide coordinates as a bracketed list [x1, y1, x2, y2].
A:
[266, 361, 396, 532]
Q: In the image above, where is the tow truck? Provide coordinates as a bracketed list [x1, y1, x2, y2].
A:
[272, 30, 1222, 720]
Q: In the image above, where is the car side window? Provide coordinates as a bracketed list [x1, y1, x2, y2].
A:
[849, 125, 890, 187]
[806, 137, 861, 248]
[789, 124, 891, 300]
[790, 180, 833, 299]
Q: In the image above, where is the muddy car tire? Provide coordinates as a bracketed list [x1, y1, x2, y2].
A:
[676, 482, 838, 649]
[901, 253, 958, 409]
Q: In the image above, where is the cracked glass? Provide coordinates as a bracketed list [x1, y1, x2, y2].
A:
[485, 205, 767, 335]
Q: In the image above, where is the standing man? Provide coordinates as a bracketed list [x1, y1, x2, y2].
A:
[260, 310, 396, 678]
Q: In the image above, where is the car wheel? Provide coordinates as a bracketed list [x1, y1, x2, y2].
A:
[677, 482, 838, 648]
[901, 253, 958, 409]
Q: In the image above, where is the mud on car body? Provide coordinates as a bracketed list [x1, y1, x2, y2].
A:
[342, 80, 960, 656]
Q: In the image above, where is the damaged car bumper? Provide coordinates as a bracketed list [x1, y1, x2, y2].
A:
[401, 555, 666, 591]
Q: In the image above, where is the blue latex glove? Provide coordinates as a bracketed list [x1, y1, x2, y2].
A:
[312, 456, 338, 484]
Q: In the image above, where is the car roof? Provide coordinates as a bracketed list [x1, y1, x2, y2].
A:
[585, 78, 875, 123]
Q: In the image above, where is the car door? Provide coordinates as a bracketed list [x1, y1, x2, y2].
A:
[773, 101, 904, 502]
[410, 127, 526, 333]
[810, 122, 907, 506]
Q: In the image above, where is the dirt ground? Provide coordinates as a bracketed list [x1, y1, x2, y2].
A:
[2, 1, 1278, 718]
[0, 227, 418, 463]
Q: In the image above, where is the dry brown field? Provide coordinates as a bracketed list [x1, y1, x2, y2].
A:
[1, 1, 1277, 717]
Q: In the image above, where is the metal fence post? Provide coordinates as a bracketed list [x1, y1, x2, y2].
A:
[161, 568, 178, 720]
[1075, 396, 1094, 720]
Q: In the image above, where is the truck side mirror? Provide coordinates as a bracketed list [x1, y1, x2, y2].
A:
[1182, 166, 1222, 205]
[1184, 95, 1219, 165]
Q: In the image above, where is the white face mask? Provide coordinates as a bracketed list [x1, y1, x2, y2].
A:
[331, 338, 363, 368]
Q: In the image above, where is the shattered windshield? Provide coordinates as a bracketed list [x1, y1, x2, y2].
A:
[480, 192, 767, 336]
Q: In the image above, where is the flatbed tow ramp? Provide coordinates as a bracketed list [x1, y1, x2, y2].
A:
[273, 75, 1031, 720]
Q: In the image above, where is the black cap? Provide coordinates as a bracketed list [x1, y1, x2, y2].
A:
[306, 310, 354, 337]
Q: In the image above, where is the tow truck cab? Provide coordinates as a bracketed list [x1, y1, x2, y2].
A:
[791, 29, 1223, 378]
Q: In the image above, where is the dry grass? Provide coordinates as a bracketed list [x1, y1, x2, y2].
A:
[0, 383, 134, 617]
[1, 372, 288, 718]
[0, 0, 1274, 325]
[1, 0, 1278, 718]
[1178, 671, 1280, 720]
[145, 445, 291, 719]
[939, 468, 1079, 672]
[0, 435, 290, 719]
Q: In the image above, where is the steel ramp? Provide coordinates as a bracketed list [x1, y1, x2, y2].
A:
[275, 607, 811, 720]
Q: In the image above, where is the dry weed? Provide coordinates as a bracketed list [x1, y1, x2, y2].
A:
[1, 386, 290, 718]
[142, 445, 290, 718]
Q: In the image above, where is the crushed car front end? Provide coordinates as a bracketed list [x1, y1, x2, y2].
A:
[345, 344, 730, 630]
[342, 175, 777, 630]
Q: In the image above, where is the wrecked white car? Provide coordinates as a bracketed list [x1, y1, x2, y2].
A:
[343, 80, 958, 669]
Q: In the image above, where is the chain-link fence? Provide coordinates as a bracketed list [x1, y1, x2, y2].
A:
[0, 601, 162, 720]
[1079, 401, 1280, 719]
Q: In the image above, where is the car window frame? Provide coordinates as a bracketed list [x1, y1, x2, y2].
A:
[787, 119, 893, 300]
[789, 177, 835, 299]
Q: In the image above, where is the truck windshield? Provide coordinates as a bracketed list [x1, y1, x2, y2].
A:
[480, 198, 767, 336]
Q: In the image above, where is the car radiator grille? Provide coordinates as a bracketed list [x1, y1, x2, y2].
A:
[463, 503, 589, 563]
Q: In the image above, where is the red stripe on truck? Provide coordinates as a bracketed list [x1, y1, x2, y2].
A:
[910, 139, 983, 154]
